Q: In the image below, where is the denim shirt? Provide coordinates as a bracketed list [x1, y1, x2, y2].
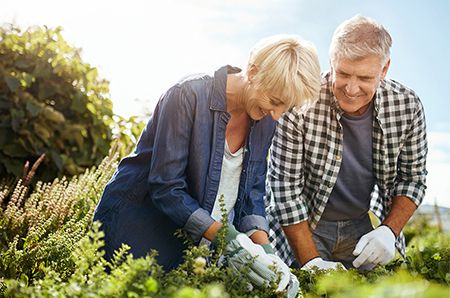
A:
[94, 66, 276, 265]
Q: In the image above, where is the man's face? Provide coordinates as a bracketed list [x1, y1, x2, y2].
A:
[331, 55, 390, 116]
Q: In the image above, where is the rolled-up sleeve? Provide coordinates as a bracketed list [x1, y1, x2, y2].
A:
[238, 215, 269, 234]
[393, 99, 428, 206]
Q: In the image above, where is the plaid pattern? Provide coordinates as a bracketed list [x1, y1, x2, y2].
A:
[267, 72, 428, 265]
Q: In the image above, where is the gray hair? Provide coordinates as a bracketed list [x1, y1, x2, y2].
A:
[329, 15, 392, 66]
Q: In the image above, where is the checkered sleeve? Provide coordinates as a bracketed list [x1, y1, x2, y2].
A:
[393, 97, 428, 206]
[268, 108, 309, 225]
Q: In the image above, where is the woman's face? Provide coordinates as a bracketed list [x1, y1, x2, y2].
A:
[244, 85, 287, 121]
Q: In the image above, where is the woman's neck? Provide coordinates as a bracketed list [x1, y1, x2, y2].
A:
[226, 72, 248, 115]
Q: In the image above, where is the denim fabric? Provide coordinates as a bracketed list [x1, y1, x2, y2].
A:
[312, 215, 373, 269]
[291, 215, 373, 270]
[93, 65, 276, 270]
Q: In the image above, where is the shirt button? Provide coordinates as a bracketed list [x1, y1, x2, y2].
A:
[336, 155, 342, 161]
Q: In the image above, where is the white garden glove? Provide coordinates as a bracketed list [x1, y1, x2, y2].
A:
[262, 244, 299, 297]
[352, 225, 396, 269]
[301, 257, 345, 271]
[214, 226, 286, 290]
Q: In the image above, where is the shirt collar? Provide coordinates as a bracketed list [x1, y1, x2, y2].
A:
[210, 65, 242, 112]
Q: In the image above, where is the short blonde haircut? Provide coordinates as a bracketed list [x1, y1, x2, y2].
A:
[330, 15, 392, 66]
[247, 35, 321, 109]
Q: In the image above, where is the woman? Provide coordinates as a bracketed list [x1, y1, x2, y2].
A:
[93, 35, 320, 277]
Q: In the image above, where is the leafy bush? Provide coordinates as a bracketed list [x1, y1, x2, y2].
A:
[0, 150, 449, 297]
[0, 151, 118, 282]
[298, 268, 449, 298]
[0, 24, 115, 181]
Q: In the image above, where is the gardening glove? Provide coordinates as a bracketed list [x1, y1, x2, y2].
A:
[352, 225, 396, 269]
[213, 226, 279, 289]
[261, 244, 299, 297]
[301, 257, 345, 271]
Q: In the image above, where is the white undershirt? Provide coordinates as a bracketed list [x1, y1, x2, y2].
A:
[210, 140, 244, 222]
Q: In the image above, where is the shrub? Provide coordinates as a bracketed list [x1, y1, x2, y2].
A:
[0, 149, 449, 297]
[0, 24, 114, 182]
[0, 151, 118, 282]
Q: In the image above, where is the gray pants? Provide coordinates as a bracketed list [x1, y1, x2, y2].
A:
[292, 215, 373, 270]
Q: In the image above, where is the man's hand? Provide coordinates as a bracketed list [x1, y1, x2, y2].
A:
[352, 225, 396, 269]
[301, 257, 345, 271]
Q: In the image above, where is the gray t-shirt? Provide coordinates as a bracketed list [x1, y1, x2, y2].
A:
[321, 101, 375, 221]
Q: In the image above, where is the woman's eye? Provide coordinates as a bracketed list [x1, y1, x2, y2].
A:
[270, 99, 282, 106]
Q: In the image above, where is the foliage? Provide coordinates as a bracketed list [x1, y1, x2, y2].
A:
[3, 223, 165, 298]
[298, 268, 449, 298]
[403, 233, 450, 284]
[0, 152, 118, 282]
[0, 24, 115, 182]
[109, 114, 146, 159]
[0, 150, 449, 297]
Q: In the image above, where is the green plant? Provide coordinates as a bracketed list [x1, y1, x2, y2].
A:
[0, 24, 114, 181]
[403, 233, 450, 284]
[0, 151, 118, 282]
[1, 150, 449, 297]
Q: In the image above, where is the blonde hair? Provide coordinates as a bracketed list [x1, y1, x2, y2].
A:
[247, 35, 321, 109]
[329, 15, 392, 66]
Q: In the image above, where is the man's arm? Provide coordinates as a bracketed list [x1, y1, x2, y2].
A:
[282, 221, 319, 265]
[382, 195, 418, 237]
[353, 98, 427, 269]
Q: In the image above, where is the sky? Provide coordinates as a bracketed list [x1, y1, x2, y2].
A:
[2, 0, 450, 207]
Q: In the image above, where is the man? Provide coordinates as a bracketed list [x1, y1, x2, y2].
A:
[267, 15, 427, 271]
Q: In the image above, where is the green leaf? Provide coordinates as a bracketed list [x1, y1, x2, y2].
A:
[0, 97, 13, 109]
[86, 102, 96, 114]
[26, 101, 42, 117]
[41, 106, 65, 123]
[14, 58, 31, 69]
[33, 122, 52, 143]
[70, 92, 86, 113]
[1, 156, 24, 176]
[4, 75, 20, 92]
[38, 81, 56, 99]
[0, 128, 14, 148]
[20, 73, 35, 88]
[2, 143, 29, 157]
[49, 150, 64, 170]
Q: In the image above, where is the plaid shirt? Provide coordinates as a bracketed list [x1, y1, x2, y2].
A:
[267, 72, 428, 265]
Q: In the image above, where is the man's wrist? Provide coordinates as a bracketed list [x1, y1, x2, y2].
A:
[301, 256, 321, 267]
[380, 223, 397, 238]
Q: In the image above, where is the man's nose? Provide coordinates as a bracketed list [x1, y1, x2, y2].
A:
[345, 77, 359, 96]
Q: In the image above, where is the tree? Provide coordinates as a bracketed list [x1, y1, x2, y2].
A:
[0, 24, 114, 181]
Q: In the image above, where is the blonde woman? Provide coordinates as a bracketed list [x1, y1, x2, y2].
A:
[94, 35, 320, 294]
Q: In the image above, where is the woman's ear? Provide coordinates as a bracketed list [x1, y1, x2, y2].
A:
[247, 64, 258, 82]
